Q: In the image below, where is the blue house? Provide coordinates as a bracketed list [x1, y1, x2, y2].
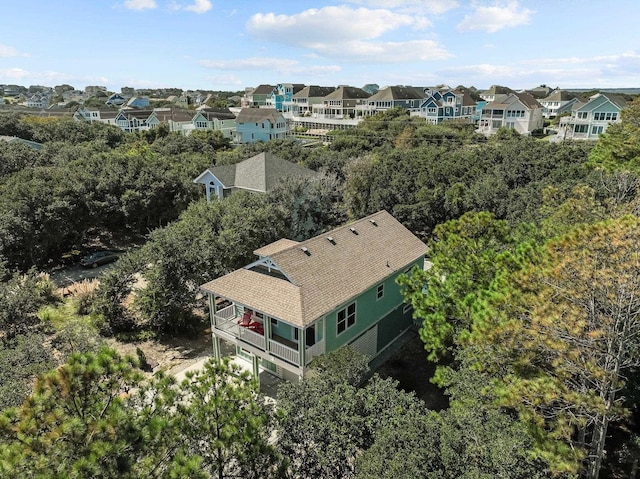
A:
[559, 93, 627, 140]
[266, 83, 305, 112]
[417, 88, 478, 124]
[234, 108, 288, 143]
[201, 210, 427, 382]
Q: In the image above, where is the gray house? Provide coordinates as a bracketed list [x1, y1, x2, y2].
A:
[193, 152, 320, 200]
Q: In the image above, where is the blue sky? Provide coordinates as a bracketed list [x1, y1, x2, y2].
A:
[2, 0, 639, 92]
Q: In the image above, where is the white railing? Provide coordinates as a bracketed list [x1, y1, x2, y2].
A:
[305, 340, 326, 365]
[238, 327, 266, 350]
[215, 304, 236, 322]
[270, 341, 300, 365]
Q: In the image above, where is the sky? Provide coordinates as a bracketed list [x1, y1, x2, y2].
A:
[1, 0, 639, 92]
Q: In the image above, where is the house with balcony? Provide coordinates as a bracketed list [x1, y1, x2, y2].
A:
[193, 151, 320, 201]
[479, 85, 515, 103]
[559, 93, 627, 140]
[113, 109, 154, 132]
[290, 85, 336, 116]
[73, 108, 119, 126]
[312, 86, 371, 119]
[539, 89, 584, 118]
[416, 88, 478, 124]
[192, 107, 236, 138]
[266, 83, 306, 112]
[477, 91, 543, 135]
[357, 85, 425, 116]
[149, 108, 195, 133]
[234, 108, 288, 143]
[201, 210, 426, 382]
[241, 84, 276, 108]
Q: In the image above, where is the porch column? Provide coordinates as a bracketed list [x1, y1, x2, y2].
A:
[212, 334, 221, 361]
[264, 316, 272, 352]
[298, 328, 305, 368]
[210, 295, 220, 361]
[251, 354, 260, 386]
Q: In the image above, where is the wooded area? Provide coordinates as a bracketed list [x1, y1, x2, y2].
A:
[0, 106, 639, 478]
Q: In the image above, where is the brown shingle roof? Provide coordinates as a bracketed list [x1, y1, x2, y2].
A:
[201, 210, 426, 327]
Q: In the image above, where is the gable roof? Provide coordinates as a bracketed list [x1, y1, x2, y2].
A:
[541, 89, 579, 103]
[251, 84, 276, 95]
[152, 108, 194, 122]
[195, 151, 320, 192]
[293, 85, 337, 99]
[367, 85, 425, 101]
[235, 108, 284, 124]
[201, 210, 426, 327]
[199, 107, 236, 120]
[323, 86, 371, 101]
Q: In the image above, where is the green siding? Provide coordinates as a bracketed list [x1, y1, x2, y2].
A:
[376, 305, 414, 352]
[271, 319, 298, 342]
[325, 259, 422, 353]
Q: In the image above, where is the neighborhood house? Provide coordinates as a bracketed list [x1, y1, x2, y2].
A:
[200, 210, 427, 382]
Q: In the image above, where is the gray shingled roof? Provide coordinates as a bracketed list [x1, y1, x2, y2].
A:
[201, 210, 426, 327]
[205, 152, 320, 192]
[541, 89, 578, 103]
[235, 108, 283, 124]
[252, 84, 276, 95]
[323, 86, 371, 100]
[293, 85, 336, 99]
[153, 109, 193, 122]
[367, 85, 425, 101]
[199, 107, 236, 120]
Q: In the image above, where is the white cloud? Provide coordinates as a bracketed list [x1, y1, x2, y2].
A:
[185, 0, 212, 13]
[247, 6, 419, 46]
[0, 68, 31, 79]
[0, 44, 21, 57]
[123, 0, 157, 10]
[201, 57, 300, 71]
[437, 51, 640, 88]
[199, 57, 341, 76]
[457, 1, 534, 33]
[246, 6, 450, 63]
[313, 39, 452, 63]
[346, 0, 459, 15]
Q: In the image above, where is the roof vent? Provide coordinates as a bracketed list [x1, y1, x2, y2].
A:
[300, 247, 311, 256]
[327, 236, 336, 245]
[350, 227, 359, 235]
[369, 219, 378, 226]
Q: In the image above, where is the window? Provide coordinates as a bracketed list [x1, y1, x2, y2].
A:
[591, 125, 604, 135]
[337, 302, 356, 334]
[376, 284, 384, 300]
[577, 111, 588, 119]
[574, 124, 588, 133]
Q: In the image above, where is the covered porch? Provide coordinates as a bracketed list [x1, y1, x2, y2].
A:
[210, 299, 326, 379]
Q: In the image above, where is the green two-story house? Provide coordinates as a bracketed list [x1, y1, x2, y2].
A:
[200, 210, 426, 382]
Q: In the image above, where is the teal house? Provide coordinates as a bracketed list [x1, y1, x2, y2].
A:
[201, 210, 426, 382]
[560, 93, 627, 140]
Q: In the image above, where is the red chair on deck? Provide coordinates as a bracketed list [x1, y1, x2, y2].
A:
[238, 310, 253, 327]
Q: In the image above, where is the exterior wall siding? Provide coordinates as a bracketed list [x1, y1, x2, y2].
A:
[324, 259, 422, 356]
